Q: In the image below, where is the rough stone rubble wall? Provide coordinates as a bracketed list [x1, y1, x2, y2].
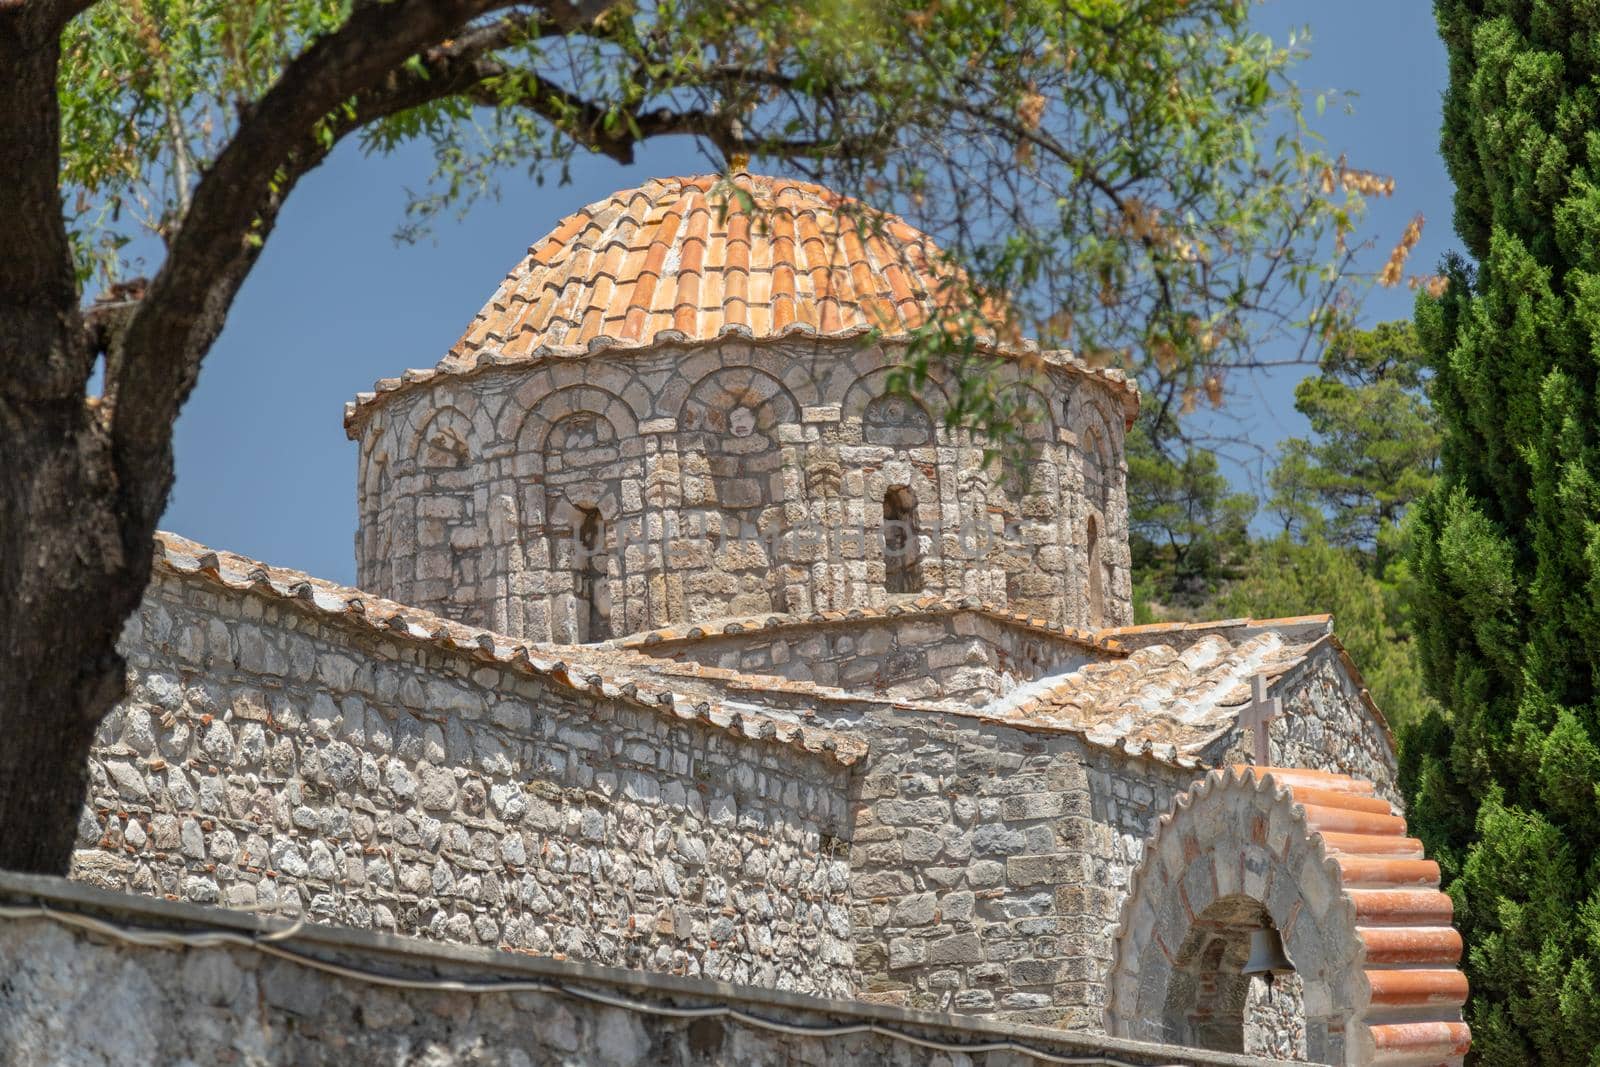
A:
[638, 612, 1095, 705]
[1273, 646, 1399, 806]
[72, 572, 856, 997]
[836, 706, 1194, 1030]
[0, 885, 1289, 1067]
[65, 559, 1400, 1042]
[1209, 643, 1401, 807]
[352, 337, 1134, 640]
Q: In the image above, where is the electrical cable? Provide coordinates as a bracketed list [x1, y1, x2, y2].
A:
[0, 899, 1197, 1067]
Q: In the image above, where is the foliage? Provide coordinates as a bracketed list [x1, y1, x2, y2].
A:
[56, 0, 1372, 437]
[1130, 319, 1439, 728]
[1402, 3, 1600, 1061]
[1128, 417, 1256, 617]
[4, 0, 1388, 873]
[1133, 318, 1437, 610]
[1265, 320, 1439, 558]
[1218, 533, 1436, 732]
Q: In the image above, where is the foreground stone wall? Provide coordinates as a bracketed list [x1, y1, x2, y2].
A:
[632, 610, 1097, 706]
[72, 570, 857, 996]
[833, 706, 1196, 1030]
[351, 336, 1134, 640]
[0, 873, 1290, 1067]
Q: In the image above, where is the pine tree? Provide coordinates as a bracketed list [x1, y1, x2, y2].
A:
[1406, 4, 1600, 1060]
[1218, 534, 1437, 731]
[1126, 419, 1257, 617]
[1267, 321, 1439, 561]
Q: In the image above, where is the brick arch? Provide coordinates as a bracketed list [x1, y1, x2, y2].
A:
[411, 406, 478, 469]
[512, 384, 639, 454]
[1106, 766, 1470, 1067]
[841, 367, 951, 422]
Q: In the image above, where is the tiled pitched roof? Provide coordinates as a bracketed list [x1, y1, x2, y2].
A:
[342, 174, 1141, 435]
[146, 535, 1389, 775]
[1093, 614, 1398, 751]
[988, 625, 1331, 760]
[150, 533, 865, 766]
[609, 603, 1377, 771]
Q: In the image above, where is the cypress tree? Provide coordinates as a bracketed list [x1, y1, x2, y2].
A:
[1407, 3, 1600, 1060]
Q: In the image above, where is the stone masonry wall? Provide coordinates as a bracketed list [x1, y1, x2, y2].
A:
[1273, 644, 1399, 806]
[71, 570, 857, 997]
[352, 337, 1134, 641]
[634, 611, 1096, 706]
[830, 706, 1197, 1031]
[0, 874, 1290, 1067]
[1209, 642, 1401, 808]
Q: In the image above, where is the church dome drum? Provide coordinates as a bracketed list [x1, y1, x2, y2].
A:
[344, 174, 1138, 642]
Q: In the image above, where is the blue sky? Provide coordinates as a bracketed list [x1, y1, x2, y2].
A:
[158, 1, 1453, 584]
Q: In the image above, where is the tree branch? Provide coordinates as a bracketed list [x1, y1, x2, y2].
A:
[107, 0, 563, 522]
[450, 37, 876, 163]
[106, 0, 871, 535]
[30, 0, 98, 34]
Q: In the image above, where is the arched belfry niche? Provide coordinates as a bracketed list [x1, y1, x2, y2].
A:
[1105, 767, 1470, 1067]
[514, 386, 642, 641]
[1068, 387, 1122, 629]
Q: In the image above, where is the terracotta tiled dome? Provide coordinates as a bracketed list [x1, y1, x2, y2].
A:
[447, 173, 1002, 361]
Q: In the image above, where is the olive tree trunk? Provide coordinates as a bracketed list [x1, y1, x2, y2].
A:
[0, 0, 656, 874]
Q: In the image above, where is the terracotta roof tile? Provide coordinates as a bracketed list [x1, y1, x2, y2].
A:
[988, 626, 1346, 760]
[344, 174, 1141, 435]
[1239, 769, 1469, 1057]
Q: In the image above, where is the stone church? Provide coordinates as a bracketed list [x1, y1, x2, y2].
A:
[61, 174, 1469, 1065]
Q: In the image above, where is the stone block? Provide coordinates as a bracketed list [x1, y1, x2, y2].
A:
[891, 893, 938, 928]
[926, 932, 983, 966]
[887, 936, 926, 970]
[1000, 793, 1067, 821]
[953, 989, 995, 1010]
[971, 825, 1027, 857]
[1006, 853, 1088, 887]
[941, 891, 975, 923]
[1008, 959, 1063, 986]
[968, 860, 1005, 888]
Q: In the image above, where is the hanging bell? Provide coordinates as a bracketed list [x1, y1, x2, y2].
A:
[1242, 926, 1294, 980]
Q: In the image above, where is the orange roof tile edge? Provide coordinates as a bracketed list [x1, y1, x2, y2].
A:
[1253, 766, 1470, 1063]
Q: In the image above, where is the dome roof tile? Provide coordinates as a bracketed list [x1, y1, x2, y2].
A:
[344, 173, 1142, 435]
[446, 173, 1000, 362]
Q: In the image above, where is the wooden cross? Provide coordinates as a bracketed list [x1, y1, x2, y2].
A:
[1238, 673, 1281, 767]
